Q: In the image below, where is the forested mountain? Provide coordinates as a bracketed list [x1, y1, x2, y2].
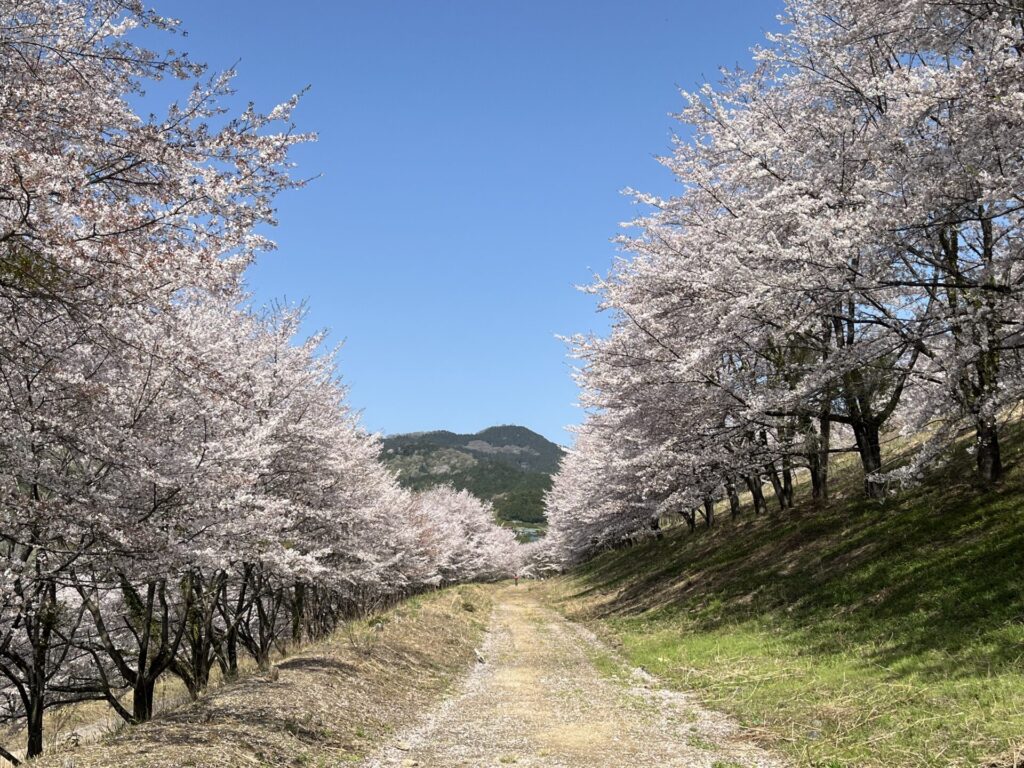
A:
[382, 426, 564, 526]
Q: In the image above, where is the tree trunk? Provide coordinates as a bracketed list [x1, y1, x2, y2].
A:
[132, 678, 155, 722]
[743, 474, 767, 514]
[725, 477, 741, 518]
[19, 578, 59, 759]
[240, 578, 282, 671]
[764, 460, 786, 511]
[225, 626, 239, 679]
[809, 448, 823, 501]
[180, 571, 223, 699]
[292, 582, 305, 645]
[970, 217, 1003, 487]
[815, 414, 831, 502]
[681, 510, 696, 533]
[223, 570, 249, 680]
[25, 687, 43, 759]
[851, 420, 885, 498]
[781, 455, 794, 508]
[76, 576, 188, 725]
[702, 497, 715, 528]
[976, 415, 1003, 484]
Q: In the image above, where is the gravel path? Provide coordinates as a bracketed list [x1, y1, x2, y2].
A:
[362, 586, 789, 768]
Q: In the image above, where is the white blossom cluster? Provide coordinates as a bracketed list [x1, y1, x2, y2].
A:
[0, 3, 518, 761]
[541, 0, 1024, 566]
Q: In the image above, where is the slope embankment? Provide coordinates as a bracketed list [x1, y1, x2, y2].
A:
[548, 432, 1024, 768]
[33, 586, 491, 768]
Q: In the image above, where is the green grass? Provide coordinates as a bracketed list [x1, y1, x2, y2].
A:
[553, 422, 1024, 767]
[584, 644, 629, 683]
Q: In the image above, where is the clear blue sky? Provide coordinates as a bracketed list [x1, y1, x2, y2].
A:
[174, 1, 783, 443]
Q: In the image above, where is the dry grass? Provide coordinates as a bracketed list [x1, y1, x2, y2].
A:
[17, 655, 262, 758]
[33, 586, 492, 768]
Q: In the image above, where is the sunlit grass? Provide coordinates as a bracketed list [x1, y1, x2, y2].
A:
[553, 422, 1024, 767]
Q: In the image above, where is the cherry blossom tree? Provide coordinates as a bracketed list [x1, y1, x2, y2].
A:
[0, 3, 521, 761]
[542, 0, 1024, 566]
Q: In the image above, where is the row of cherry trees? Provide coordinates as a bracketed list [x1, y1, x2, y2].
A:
[0, 2, 518, 762]
[543, 0, 1024, 565]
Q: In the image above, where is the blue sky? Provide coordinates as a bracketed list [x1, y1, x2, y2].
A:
[174, 1, 783, 443]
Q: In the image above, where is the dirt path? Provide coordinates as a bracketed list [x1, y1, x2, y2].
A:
[363, 586, 788, 768]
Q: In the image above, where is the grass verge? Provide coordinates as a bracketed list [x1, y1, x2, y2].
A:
[548, 425, 1024, 768]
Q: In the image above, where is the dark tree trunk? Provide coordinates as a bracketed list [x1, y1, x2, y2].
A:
[132, 678, 155, 722]
[758, 430, 787, 511]
[292, 582, 305, 645]
[809, 448, 823, 500]
[681, 510, 696, 533]
[814, 414, 831, 503]
[851, 420, 885, 498]
[781, 455, 794, 508]
[808, 436, 831, 504]
[0, 573, 63, 761]
[764, 460, 786, 511]
[78, 576, 189, 725]
[702, 497, 715, 528]
[25, 682, 43, 759]
[225, 626, 239, 679]
[976, 415, 1003, 484]
[725, 477, 741, 518]
[239, 572, 283, 671]
[24, 580, 57, 759]
[217, 565, 251, 681]
[176, 571, 225, 700]
[743, 474, 767, 514]
[948, 217, 1005, 487]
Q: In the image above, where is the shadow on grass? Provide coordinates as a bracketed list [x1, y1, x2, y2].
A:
[276, 656, 359, 675]
[567, 422, 1024, 683]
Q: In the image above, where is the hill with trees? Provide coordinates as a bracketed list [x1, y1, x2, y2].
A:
[382, 426, 564, 529]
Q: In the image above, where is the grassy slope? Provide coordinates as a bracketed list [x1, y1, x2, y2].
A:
[32, 586, 492, 768]
[552, 424, 1024, 768]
